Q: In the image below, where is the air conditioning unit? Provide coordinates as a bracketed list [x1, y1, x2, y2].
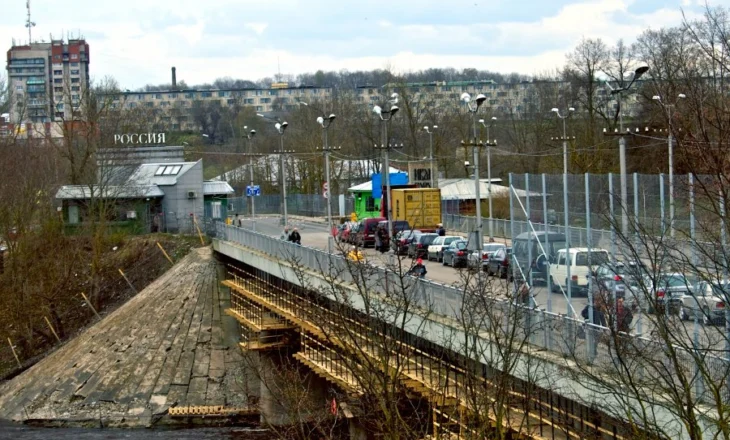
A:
[187, 191, 197, 199]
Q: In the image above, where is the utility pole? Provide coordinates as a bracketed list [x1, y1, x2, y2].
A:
[243, 127, 258, 230]
[373, 94, 400, 242]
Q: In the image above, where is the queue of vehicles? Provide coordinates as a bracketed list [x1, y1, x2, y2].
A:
[337, 188, 728, 326]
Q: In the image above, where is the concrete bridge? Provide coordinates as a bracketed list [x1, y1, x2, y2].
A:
[213, 223, 718, 439]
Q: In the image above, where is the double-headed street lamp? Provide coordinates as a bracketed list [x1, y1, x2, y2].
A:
[300, 101, 338, 253]
[373, 93, 400, 242]
[258, 113, 292, 226]
[479, 116, 497, 240]
[551, 106, 574, 314]
[651, 93, 686, 238]
[606, 65, 650, 235]
[460, 92, 487, 248]
[243, 126, 257, 230]
[423, 124, 438, 188]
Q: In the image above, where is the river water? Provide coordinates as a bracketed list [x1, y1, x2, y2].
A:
[0, 422, 273, 440]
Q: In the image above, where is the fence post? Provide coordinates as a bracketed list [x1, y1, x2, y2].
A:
[634, 173, 640, 257]
[660, 173, 666, 236]
[586, 173, 596, 363]
[526, 174, 532, 289]
[509, 173, 515, 282]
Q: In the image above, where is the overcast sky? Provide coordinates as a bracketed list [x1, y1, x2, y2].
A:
[0, 0, 713, 89]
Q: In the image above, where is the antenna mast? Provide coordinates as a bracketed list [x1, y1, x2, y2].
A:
[25, 0, 36, 44]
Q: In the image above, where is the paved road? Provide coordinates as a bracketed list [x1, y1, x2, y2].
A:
[232, 216, 730, 347]
[236, 216, 588, 316]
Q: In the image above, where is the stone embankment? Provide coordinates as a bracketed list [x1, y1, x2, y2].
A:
[0, 247, 255, 428]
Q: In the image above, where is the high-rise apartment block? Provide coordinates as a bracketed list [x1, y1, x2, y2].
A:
[6, 39, 90, 124]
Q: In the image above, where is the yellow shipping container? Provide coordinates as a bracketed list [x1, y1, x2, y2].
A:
[391, 188, 441, 231]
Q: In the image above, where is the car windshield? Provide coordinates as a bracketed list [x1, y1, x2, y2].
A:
[431, 237, 444, 246]
[444, 237, 460, 245]
[420, 235, 438, 245]
[575, 251, 609, 266]
[455, 241, 467, 250]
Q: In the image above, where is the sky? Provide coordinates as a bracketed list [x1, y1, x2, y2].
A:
[0, 0, 717, 90]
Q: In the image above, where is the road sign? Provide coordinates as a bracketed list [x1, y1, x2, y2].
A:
[245, 185, 261, 197]
[323, 182, 329, 199]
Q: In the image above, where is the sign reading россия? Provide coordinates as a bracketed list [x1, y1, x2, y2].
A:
[113, 133, 166, 145]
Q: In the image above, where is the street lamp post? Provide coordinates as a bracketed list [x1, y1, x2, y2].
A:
[460, 92, 487, 249]
[423, 125, 438, 188]
[258, 113, 291, 226]
[243, 126, 257, 230]
[652, 93, 686, 238]
[479, 117, 497, 240]
[607, 66, 650, 235]
[299, 101, 338, 253]
[373, 93, 400, 243]
[551, 106, 575, 314]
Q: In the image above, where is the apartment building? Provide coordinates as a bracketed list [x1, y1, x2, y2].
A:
[101, 78, 640, 133]
[109, 85, 332, 131]
[6, 39, 90, 124]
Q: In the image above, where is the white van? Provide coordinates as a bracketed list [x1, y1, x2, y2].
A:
[550, 248, 610, 296]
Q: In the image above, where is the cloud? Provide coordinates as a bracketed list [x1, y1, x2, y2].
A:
[0, 0, 708, 88]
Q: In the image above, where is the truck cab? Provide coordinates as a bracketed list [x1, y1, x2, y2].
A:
[550, 248, 610, 296]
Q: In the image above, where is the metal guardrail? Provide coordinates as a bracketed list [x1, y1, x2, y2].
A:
[216, 223, 730, 406]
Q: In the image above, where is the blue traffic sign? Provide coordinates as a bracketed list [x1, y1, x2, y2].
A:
[245, 185, 261, 197]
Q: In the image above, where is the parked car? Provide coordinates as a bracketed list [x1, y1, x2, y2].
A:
[678, 280, 728, 324]
[408, 233, 439, 259]
[649, 273, 700, 315]
[427, 235, 462, 262]
[513, 231, 567, 285]
[442, 240, 469, 268]
[391, 229, 422, 255]
[485, 247, 512, 279]
[549, 248, 610, 296]
[354, 217, 385, 248]
[467, 243, 507, 271]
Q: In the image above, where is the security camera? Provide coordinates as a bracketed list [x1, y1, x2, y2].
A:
[464, 161, 470, 167]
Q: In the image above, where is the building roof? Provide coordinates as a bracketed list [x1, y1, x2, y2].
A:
[55, 185, 165, 200]
[346, 168, 410, 192]
[439, 179, 533, 201]
[126, 161, 198, 186]
[203, 181, 235, 195]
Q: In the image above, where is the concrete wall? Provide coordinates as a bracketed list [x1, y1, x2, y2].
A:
[161, 160, 204, 233]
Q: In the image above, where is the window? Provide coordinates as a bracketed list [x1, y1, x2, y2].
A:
[70, 70, 79, 75]
[201, 91, 212, 98]
[244, 98, 254, 104]
[155, 165, 183, 176]
[54, 87, 63, 93]
[218, 91, 228, 97]
[557, 253, 566, 266]
[168, 93, 178, 99]
[155, 93, 162, 99]
[269, 90, 277, 96]
[53, 70, 62, 75]
[54, 78, 62, 84]
[71, 78, 80, 83]
[211, 201, 222, 219]
[185, 93, 194, 99]
[260, 98, 271, 104]
[70, 62, 79, 67]
[365, 196, 375, 211]
[71, 86, 80, 91]
[70, 53, 78, 60]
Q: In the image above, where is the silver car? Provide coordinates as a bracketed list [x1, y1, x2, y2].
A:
[677, 280, 727, 325]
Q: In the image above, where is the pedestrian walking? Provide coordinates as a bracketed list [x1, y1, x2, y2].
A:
[280, 226, 290, 240]
[437, 223, 445, 237]
[374, 227, 382, 252]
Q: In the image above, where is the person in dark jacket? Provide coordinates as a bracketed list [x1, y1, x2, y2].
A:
[408, 258, 428, 278]
[437, 223, 446, 236]
[288, 227, 301, 245]
[582, 296, 607, 363]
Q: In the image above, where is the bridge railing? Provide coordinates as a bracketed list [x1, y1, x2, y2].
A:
[216, 223, 730, 405]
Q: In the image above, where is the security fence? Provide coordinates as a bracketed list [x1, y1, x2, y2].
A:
[224, 194, 355, 219]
